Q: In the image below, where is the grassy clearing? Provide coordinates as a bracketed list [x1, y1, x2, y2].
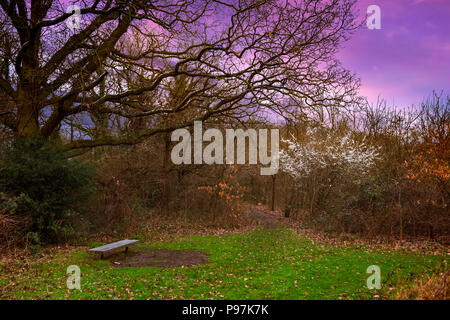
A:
[0, 227, 447, 300]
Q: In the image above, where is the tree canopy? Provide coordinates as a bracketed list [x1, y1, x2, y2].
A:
[0, 0, 361, 152]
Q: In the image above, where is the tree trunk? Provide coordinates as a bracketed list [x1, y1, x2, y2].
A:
[16, 25, 42, 139]
[271, 175, 276, 211]
[17, 90, 41, 138]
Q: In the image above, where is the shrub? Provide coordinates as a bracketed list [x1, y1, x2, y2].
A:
[0, 138, 96, 244]
[279, 127, 381, 231]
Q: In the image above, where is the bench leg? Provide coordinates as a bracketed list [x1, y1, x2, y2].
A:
[101, 252, 104, 259]
[125, 247, 129, 253]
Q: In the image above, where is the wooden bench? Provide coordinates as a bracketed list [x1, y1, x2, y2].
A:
[89, 239, 139, 259]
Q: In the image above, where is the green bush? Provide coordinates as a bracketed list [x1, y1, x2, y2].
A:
[0, 138, 96, 244]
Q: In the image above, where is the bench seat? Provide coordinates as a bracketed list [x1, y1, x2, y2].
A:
[89, 239, 139, 259]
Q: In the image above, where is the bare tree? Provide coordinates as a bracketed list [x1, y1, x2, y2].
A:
[0, 0, 361, 152]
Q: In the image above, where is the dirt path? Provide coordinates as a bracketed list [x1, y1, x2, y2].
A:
[243, 204, 287, 228]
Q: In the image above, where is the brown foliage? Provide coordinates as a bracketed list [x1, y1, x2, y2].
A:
[394, 271, 450, 300]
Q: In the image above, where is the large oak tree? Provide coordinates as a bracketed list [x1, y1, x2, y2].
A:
[0, 0, 361, 152]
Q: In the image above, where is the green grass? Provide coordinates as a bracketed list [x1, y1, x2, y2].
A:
[1, 227, 447, 300]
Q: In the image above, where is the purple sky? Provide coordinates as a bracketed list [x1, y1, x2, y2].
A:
[337, 0, 450, 107]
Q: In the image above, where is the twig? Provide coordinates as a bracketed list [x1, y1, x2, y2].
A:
[34, 291, 52, 300]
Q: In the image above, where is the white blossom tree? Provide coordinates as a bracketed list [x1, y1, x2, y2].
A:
[279, 127, 380, 183]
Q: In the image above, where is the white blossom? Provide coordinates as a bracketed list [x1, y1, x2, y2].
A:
[279, 128, 380, 182]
